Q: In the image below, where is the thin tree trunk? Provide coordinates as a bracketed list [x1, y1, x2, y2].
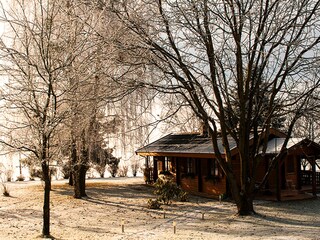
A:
[78, 130, 88, 197]
[73, 164, 88, 198]
[80, 164, 87, 197]
[68, 171, 73, 186]
[41, 161, 51, 237]
[73, 165, 81, 199]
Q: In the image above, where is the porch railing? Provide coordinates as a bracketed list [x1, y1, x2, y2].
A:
[301, 170, 320, 186]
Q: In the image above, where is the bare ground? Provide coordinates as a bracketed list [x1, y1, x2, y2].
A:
[0, 177, 319, 240]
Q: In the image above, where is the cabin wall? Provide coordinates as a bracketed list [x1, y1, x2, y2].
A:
[255, 157, 278, 191]
[200, 159, 226, 196]
[180, 177, 199, 194]
[202, 177, 226, 196]
[155, 147, 312, 199]
[180, 176, 226, 198]
[176, 157, 226, 198]
[255, 153, 300, 193]
[285, 155, 298, 188]
[267, 169, 278, 190]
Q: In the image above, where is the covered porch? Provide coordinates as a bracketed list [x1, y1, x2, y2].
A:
[149, 155, 227, 199]
[258, 138, 320, 201]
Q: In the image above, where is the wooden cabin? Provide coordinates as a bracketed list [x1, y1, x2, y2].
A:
[136, 129, 320, 201]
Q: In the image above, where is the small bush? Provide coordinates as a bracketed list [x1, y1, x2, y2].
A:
[107, 156, 120, 177]
[1, 182, 10, 197]
[5, 169, 13, 182]
[131, 160, 140, 177]
[118, 164, 129, 177]
[30, 168, 42, 179]
[159, 170, 172, 176]
[178, 190, 188, 202]
[143, 166, 152, 184]
[2, 186, 10, 196]
[94, 164, 106, 178]
[154, 176, 187, 205]
[147, 199, 161, 209]
[16, 175, 25, 181]
[61, 162, 71, 179]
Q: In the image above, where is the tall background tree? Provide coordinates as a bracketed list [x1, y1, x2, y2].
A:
[62, 0, 148, 196]
[0, 0, 108, 236]
[112, 0, 320, 215]
[0, 0, 69, 236]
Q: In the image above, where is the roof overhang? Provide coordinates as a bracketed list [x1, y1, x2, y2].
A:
[137, 151, 220, 159]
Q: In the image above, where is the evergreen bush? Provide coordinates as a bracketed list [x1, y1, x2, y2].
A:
[153, 176, 188, 205]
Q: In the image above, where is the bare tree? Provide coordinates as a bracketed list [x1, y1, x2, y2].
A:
[0, 0, 102, 236]
[111, 0, 320, 215]
[75, 1, 160, 174]
[61, 1, 122, 197]
[292, 92, 320, 141]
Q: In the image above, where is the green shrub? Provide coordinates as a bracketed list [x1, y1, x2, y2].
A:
[154, 176, 188, 205]
[159, 170, 172, 176]
[147, 198, 161, 209]
[178, 190, 188, 202]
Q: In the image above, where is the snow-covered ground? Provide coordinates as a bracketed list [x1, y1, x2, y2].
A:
[0, 177, 319, 240]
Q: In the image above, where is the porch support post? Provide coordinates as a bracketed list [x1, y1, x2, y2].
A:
[176, 158, 180, 185]
[297, 156, 301, 190]
[153, 157, 158, 182]
[312, 157, 316, 197]
[162, 158, 166, 172]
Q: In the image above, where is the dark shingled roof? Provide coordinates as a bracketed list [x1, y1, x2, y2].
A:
[136, 128, 320, 157]
[136, 133, 238, 155]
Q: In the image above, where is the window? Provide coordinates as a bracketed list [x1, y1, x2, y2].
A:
[164, 157, 174, 172]
[164, 157, 169, 171]
[208, 159, 220, 177]
[171, 157, 176, 173]
[187, 158, 193, 173]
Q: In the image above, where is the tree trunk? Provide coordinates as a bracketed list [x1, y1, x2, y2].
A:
[73, 163, 88, 198]
[73, 165, 81, 199]
[68, 171, 73, 186]
[236, 194, 255, 216]
[227, 172, 255, 216]
[41, 161, 51, 237]
[79, 164, 87, 197]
